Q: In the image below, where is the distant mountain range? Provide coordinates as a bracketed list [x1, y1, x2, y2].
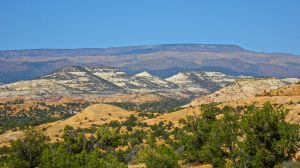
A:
[0, 65, 249, 99]
[0, 44, 300, 83]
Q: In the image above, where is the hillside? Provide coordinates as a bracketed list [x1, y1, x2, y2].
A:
[1, 83, 300, 167]
[262, 84, 300, 96]
[189, 78, 295, 106]
[2, 82, 300, 145]
[165, 71, 249, 94]
[144, 106, 200, 126]
[39, 104, 135, 141]
[0, 65, 248, 99]
[0, 66, 124, 98]
[1, 44, 300, 83]
[0, 104, 135, 145]
[190, 79, 300, 123]
[0, 103, 200, 146]
[222, 83, 300, 124]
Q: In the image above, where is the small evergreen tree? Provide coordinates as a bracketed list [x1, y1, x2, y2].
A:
[137, 145, 179, 168]
[238, 103, 300, 168]
[8, 129, 49, 168]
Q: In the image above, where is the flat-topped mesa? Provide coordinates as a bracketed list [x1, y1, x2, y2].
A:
[1, 43, 300, 84]
[0, 44, 246, 58]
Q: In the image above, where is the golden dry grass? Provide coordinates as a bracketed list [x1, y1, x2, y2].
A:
[38, 104, 135, 141]
[0, 104, 135, 145]
[144, 107, 200, 126]
[264, 84, 300, 96]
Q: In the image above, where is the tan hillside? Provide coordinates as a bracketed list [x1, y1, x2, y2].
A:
[189, 82, 300, 124]
[0, 104, 135, 145]
[39, 104, 135, 140]
[145, 107, 200, 126]
[0, 103, 202, 146]
[0, 96, 87, 116]
[0, 130, 24, 147]
[190, 78, 286, 107]
[262, 84, 300, 96]
[0, 93, 163, 117]
[222, 84, 300, 123]
[224, 95, 300, 122]
[95, 93, 164, 104]
[0, 104, 200, 146]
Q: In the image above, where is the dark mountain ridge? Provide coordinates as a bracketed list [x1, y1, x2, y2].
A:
[0, 44, 245, 57]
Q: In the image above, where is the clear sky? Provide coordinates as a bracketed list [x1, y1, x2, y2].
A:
[0, 0, 299, 54]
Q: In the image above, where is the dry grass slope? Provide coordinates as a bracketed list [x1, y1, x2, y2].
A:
[0, 104, 135, 145]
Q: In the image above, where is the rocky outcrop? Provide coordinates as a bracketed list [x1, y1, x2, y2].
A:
[0, 65, 255, 99]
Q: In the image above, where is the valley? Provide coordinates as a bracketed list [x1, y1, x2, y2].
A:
[1, 60, 300, 168]
[2, 0, 299, 166]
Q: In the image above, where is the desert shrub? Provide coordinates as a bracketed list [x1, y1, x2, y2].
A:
[6, 129, 50, 168]
[2, 103, 300, 168]
[150, 121, 170, 140]
[109, 98, 190, 114]
[237, 103, 300, 168]
[62, 125, 97, 154]
[180, 103, 300, 168]
[95, 126, 121, 149]
[41, 149, 126, 168]
[137, 145, 179, 168]
[0, 101, 90, 133]
[123, 115, 137, 131]
[122, 130, 147, 146]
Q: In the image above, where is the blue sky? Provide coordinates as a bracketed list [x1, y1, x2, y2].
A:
[0, 0, 299, 54]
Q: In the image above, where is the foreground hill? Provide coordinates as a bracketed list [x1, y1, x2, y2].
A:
[1, 44, 300, 83]
[40, 104, 135, 141]
[0, 65, 248, 99]
[0, 104, 135, 145]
